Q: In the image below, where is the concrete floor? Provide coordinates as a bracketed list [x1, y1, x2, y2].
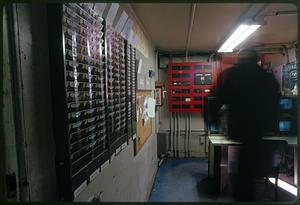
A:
[148, 158, 296, 202]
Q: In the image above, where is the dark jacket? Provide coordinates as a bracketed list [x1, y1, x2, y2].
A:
[213, 62, 280, 142]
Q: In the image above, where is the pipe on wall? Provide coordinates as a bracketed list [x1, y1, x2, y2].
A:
[185, 3, 197, 61]
[173, 112, 175, 158]
[175, 113, 178, 158]
[186, 113, 188, 157]
[158, 51, 213, 58]
[177, 113, 180, 158]
[189, 113, 192, 157]
[176, 113, 178, 158]
[173, 112, 176, 157]
[184, 113, 187, 157]
[169, 113, 173, 155]
[188, 113, 190, 157]
[169, 112, 172, 155]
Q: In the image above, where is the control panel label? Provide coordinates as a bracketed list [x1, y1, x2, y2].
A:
[116, 146, 121, 154]
[110, 153, 115, 162]
[121, 142, 127, 149]
[89, 168, 100, 182]
[101, 160, 110, 171]
[74, 180, 87, 198]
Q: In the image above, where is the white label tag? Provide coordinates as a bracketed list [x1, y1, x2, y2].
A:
[110, 153, 115, 161]
[89, 168, 100, 182]
[121, 142, 127, 149]
[100, 160, 109, 171]
[133, 134, 137, 140]
[74, 180, 87, 198]
[116, 146, 121, 154]
[87, 196, 94, 202]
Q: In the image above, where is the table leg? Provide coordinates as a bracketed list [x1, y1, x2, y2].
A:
[208, 142, 221, 194]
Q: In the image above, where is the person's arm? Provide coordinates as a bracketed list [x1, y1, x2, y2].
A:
[211, 69, 229, 124]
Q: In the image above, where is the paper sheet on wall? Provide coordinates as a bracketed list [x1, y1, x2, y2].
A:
[137, 59, 142, 74]
[137, 74, 145, 90]
[145, 77, 151, 90]
[140, 96, 146, 110]
[147, 97, 156, 118]
[141, 97, 147, 120]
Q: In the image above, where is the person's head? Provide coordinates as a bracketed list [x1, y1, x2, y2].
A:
[237, 49, 257, 64]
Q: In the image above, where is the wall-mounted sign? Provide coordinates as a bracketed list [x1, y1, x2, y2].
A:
[155, 82, 165, 107]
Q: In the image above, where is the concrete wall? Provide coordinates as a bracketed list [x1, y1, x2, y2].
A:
[3, 7, 19, 200]
[15, 4, 58, 201]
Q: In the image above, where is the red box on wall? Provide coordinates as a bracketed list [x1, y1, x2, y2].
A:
[168, 62, 218, 112]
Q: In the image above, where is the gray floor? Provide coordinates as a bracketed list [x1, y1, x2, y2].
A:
[148, 158, 296, 202]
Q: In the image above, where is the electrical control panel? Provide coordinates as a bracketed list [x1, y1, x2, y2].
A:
[168, 62, 217, 112]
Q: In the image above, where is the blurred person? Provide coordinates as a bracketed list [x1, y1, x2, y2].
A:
[212, 50, 280, 201]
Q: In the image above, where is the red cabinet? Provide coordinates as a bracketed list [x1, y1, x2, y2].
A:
[168, 62, 218, 112]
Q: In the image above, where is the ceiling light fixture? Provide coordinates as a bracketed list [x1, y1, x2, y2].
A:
[275, 11, 297, 16]
[218, 23, 261, 53]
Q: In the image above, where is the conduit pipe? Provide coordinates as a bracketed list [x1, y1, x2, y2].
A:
[169, 113, 172, 155]
[171, 113, 174, 155]
[187, 113, 190, 157]
[173, 112, 176, 157]
[184, 113, 187, 157]
[178, 113, 180, 158]
[173, 112, 176, 158]
[185, 3, 197, 61]
[176, 113, 179, 158]
[190, 113, 192, 157]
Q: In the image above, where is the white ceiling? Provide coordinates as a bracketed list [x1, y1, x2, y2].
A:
[131, 3, 297, 53]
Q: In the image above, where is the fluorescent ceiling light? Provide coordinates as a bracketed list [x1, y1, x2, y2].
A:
[218, 24, 261, 53]
[269, 178, 297, 196]
[276, 11, 297, 16]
